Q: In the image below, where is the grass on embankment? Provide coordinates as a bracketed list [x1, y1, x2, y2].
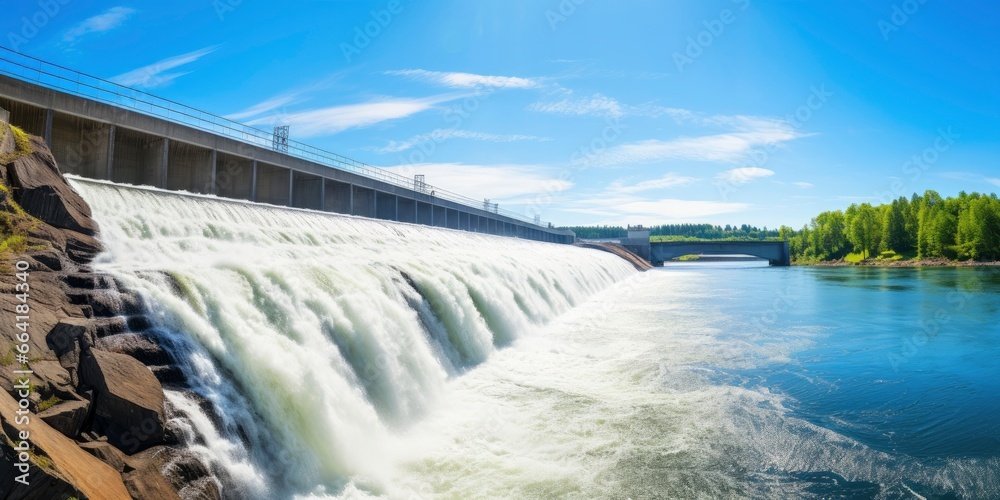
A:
[0, 125, 37, 258]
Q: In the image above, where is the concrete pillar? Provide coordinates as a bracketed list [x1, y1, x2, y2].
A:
[209, 150, 217, 195]
[320, 178, 326, 211]
[288, 169, 294, 205]
[395, 196, 399, 221]
[430, 204, 435, 226]
[43, 109, 53, 147]
[160, 138, 169, 189]
[349, 183, 354, 212]
[251, 160, 258, 202]
[105, 125, 115, 179]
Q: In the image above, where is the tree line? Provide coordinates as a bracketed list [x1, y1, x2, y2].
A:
[782, 190, 1000, 262]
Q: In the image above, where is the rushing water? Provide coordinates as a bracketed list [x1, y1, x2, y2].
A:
[70, 179, 1000, 499]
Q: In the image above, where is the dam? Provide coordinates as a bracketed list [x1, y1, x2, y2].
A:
[0, 47, 574, 244]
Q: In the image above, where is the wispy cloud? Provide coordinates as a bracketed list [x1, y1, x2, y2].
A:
[791, 181, 814, 189]
[387, 69, 540, 89]
[606, 173, 699, 194]
[374, 129, 549, 154]
[225, 95, 298, 121]
[64, 6, 135, 42]
[716, 167, 775, 184]
[110, 46, 217, 89]
[986, 178, 1000, 187]
[564, 195, 751, 223]
[385, 163, 572, 201]
[245, 94, 465, 137]
[528, 93, 693, 121]
[585, 116, 808, 166]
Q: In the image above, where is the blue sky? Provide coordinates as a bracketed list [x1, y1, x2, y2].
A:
[5, 0, 998, 228]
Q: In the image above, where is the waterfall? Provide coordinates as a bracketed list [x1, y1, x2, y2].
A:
[68, 177, 636, 497]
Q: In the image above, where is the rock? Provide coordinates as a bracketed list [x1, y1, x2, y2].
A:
[127, 315, 154, 332]
[26, 249, 63, 271]
[38, 399, 90, 438]
[79, 349, 166, 453]
[29, 359, 76, 399]
[93, 316, 129, 337]
[179, 476, 223, 500]
[0, 450, 82, 500]
[127, 445, 215, 498]
[65, 230, 102, 263]
[150, 365, 187, 386]
[98, 333, 176, 365]
[79, 441, 128, 473]
[5, 135, 98, 235]
[45, 318, 94, 374]
[123, 464, 182, 500]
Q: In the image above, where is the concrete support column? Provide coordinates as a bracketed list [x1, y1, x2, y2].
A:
[349, 183, 354, 213]
[395, 196, 399, 221]
[288, 169, 294, 206]
[320, 178, 326, 211]
[105, 125, 116, 179]
[160, 137, 169, 189]
[209, 149, 218, 195]
[251, 160, 258, 202]
[43, 109, 53, 147]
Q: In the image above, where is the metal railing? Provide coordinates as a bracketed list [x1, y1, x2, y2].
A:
[0, 46, 553, 227]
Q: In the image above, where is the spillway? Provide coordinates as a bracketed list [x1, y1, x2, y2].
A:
[68, 177, 636, 498]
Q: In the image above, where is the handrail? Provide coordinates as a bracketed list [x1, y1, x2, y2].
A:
[0, 46, 553, 227]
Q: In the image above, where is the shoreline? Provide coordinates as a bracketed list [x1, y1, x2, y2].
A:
[799, 258, 1000, 268]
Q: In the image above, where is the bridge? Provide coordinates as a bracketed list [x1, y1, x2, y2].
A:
[620, 239, 791, 266]
[0, 48, 574, 244]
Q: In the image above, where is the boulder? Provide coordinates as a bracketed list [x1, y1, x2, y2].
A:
[123, 464, 182, 500]
[79, 349, 166, 453]
[38, 399, 91, 438]
[128, 445, 216, 499]
[29, 359, 75, 399]
[79, 440, 128, 472]
[5, 135, 97, 235]
[98, 333, 176, 365]
[46, 318, 95, 378]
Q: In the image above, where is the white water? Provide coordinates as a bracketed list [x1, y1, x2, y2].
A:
[69, 178, 636, 498]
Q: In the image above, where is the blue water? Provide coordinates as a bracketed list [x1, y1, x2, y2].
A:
[666, 262, 1000, 498]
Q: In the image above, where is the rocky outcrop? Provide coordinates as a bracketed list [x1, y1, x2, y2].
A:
[1, 120, 215, 499]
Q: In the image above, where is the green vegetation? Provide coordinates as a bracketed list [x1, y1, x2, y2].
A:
[565, 223, 780, 241]
[0, 125, 39, 261]
[781, 190, 1000, 263]
[38, 395, 62, 412]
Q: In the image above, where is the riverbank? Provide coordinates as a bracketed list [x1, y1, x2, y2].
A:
[802, 258, 1000, 268]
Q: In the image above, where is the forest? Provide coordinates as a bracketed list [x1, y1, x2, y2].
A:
[781, 190, 1000, 263]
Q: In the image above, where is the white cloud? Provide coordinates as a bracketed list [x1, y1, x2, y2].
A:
[584, 116, 808, 166]
[529, 94, 626, 119]
[64, 6, 135, 42]
[245, 94, 464, 137]
[374, 129, 549, 154]
[564, 196, 751, 223]
[716, 167, 775, 185]
[985, 178, 1000, 187]
[386, 69, 540, 89]
[528, 93, 693, 121]
[110, 46, 217, 88]
[384, 163, 571, 201]
[791, 181, 814, 189]
[606, 173, 699, 194]
[225, 95, 298, 121]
